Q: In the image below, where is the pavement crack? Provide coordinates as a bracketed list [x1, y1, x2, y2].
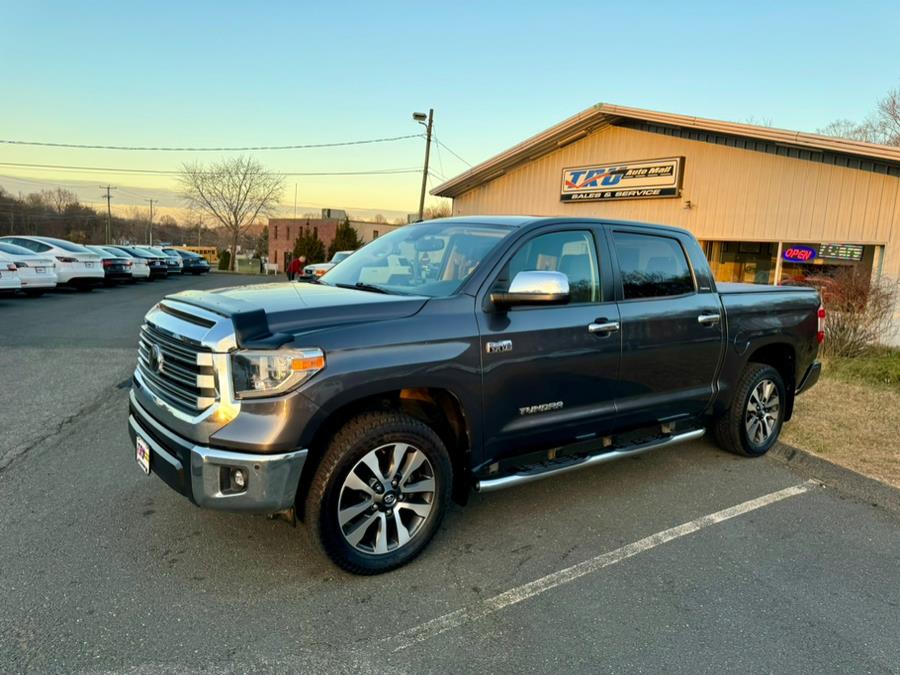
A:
[0, 384, 127, 476]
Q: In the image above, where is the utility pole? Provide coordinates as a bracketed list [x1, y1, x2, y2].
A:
[197, 216, 202, 246]
[100, 185, 116, 244]
[145, 199, 156, 245]
[417, 108, 434, 222]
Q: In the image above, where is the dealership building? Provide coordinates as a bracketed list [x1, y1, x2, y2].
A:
[433, 103, 900, 333]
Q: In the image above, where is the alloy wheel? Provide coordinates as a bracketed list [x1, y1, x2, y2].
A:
[745, 378, 780, 445]
[337, 442, 436, 555]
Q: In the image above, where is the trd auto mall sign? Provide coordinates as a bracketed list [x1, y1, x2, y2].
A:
[561, 157, 684, 202]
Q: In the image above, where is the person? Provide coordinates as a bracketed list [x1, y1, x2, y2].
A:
[287, 255, 305, 281]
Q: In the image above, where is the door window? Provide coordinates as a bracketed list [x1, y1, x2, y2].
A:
[500, 230, 600, 303]
[612, 232, 694, 299]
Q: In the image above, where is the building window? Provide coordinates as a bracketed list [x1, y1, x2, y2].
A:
[373, 230, 379, 239]
[274, 225, 279, 240]
[704, 241, 778, 285]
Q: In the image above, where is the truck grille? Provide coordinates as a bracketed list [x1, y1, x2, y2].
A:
[137, 322, 216, 414]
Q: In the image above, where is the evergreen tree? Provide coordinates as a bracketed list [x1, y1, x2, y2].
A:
[328, 217, 362, 258]
[292, 223, 326, 263]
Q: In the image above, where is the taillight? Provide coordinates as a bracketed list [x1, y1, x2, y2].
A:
[102, 259, 113, 267]
[817, 304, 826, 344]
[56, 256, 77, 263]
[5, 263, 16, 272]
[14, 262, 29, 268]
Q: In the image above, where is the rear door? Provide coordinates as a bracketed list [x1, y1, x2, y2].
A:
[476, 225, 621, 464]
[608, 228, 724, 426]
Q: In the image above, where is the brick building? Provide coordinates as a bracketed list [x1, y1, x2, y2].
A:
[267, 210, 401, 271]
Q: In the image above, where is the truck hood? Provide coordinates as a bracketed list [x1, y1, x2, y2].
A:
[168, 282, 428, 348]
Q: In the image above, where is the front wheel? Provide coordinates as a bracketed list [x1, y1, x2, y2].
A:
[714, 363, 786, 457]
[305, 411, 452, 574]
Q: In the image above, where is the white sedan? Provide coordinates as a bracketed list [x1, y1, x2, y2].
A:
[0, 242, 58, 296]
[0, 252, 23, 292]
[0, 236, 103, 290]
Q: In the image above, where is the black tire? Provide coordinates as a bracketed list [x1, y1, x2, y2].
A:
[74, 285, 94, 293]
[23, 289, 45, 297]
[305, 411, 452, 575]
[714, 363, 786, 457]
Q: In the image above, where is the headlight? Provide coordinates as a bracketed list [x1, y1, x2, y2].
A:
[231, 348, 325, 399]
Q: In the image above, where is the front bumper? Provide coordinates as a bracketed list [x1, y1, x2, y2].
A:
[128, 392, 307, 513]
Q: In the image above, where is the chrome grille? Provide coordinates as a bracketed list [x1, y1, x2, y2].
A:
[137, 321, 216, 413]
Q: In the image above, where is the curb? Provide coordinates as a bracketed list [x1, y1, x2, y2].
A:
[770, 442, 900, 516]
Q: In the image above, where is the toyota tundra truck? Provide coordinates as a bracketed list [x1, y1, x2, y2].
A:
[128, 216, 823, 574]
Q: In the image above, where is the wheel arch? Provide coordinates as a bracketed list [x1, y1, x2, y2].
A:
[745, 342, 797, 420]
[295, 386, 473, 519]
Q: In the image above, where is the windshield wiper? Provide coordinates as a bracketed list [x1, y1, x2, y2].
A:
[334, 282, 392, 294]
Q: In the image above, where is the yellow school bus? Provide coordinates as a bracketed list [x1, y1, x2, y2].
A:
[173, 246, 218, 264]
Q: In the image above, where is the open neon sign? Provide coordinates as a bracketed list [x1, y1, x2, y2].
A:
[783, 245, 817, 263]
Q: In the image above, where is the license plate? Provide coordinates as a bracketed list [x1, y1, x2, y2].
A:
[136, 437, 151, 475]
[35, 267, 45, 273]
[84, 262, 93, 268]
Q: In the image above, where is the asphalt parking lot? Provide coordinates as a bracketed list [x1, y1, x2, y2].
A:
[1, 275, 899, 674]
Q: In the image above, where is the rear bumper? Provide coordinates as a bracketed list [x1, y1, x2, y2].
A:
[128, 392, 307, 513]
[796, 361, 822, 395]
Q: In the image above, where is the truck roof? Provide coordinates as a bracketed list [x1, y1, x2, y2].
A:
[433, 215, 693, 237]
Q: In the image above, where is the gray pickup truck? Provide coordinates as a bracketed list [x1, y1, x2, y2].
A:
[128, 216, 823, 573]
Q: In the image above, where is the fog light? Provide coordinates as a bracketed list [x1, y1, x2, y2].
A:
[232, 468, 247, 489]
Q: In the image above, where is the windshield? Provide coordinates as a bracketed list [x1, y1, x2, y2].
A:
[322, 221, 514, 297]
[41, 238, 90, 253]
[0, 242, 35, 256]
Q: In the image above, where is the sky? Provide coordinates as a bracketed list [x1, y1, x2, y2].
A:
[1, 0, 899, 222]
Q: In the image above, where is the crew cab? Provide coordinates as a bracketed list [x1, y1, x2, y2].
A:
[128, 217, 823, 574]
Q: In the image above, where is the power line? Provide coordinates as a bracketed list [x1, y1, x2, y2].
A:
[435, 138, 472, 167]
[0, 133, 422, 152]
[0, 161, 421, 177]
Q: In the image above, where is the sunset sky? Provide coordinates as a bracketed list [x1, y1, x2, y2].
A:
[2, 0, 899, 221]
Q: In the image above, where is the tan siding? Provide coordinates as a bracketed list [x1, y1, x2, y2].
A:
[453, 125, 900, 247]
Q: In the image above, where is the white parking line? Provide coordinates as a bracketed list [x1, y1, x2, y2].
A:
[388, 480, 819, 652]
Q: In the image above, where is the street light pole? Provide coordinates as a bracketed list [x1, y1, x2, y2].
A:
[415, 108, 434, 222]
[145, 198, 155, 245]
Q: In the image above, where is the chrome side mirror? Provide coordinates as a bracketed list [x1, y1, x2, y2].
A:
[490, 270, 570, 308]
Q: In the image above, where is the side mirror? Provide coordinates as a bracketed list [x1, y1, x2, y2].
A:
[490, 270, 570, 308]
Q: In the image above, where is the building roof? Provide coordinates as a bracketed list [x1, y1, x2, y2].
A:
[432, 103, 900, 198]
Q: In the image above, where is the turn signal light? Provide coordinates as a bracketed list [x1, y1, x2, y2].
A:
[291, 355, 326, 371]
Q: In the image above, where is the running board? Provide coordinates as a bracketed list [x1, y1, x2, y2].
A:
[475, 428, 706, 493]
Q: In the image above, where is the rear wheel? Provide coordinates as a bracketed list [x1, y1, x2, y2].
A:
[23, 289, 45, 297]
[714, 363, 786, 457]
[74, 284, 94, 293]
[305, 411, 452, 574]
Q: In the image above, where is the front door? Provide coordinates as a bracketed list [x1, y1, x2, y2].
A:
[609, 229, 724, 427]
[476, 227, 621, 465]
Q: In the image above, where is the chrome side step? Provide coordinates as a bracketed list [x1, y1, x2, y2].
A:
[475, 428, 706, 493]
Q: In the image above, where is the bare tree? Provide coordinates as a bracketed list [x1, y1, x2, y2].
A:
[179, 156, 284, 270]
[41, 188, 78, 214]
[818, 87, 900, 146]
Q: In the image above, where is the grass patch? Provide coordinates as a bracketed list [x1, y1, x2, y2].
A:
[782, 349, 900, 488]
[826, 347, 900, 388]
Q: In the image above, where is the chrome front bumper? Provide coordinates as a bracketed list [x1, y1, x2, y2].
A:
[129, 392, 307, 513]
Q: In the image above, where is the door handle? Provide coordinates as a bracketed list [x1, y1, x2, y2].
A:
[588, 321, 620, 334]
[697, 313, 721, 326]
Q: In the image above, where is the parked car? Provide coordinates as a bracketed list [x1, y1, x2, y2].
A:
[163, 248, 210, 275]
[0, 242, 57, 296]
[85, 245, 134, 285]
[96, 246, 150, 281]
[0, 236, 103, 290]
[303, 250, 354, 278]
[127, 217, 823, 574]
[0, 252, 23, 294]
[141, 246, 182, 275]
[110, 246, 168, 279]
